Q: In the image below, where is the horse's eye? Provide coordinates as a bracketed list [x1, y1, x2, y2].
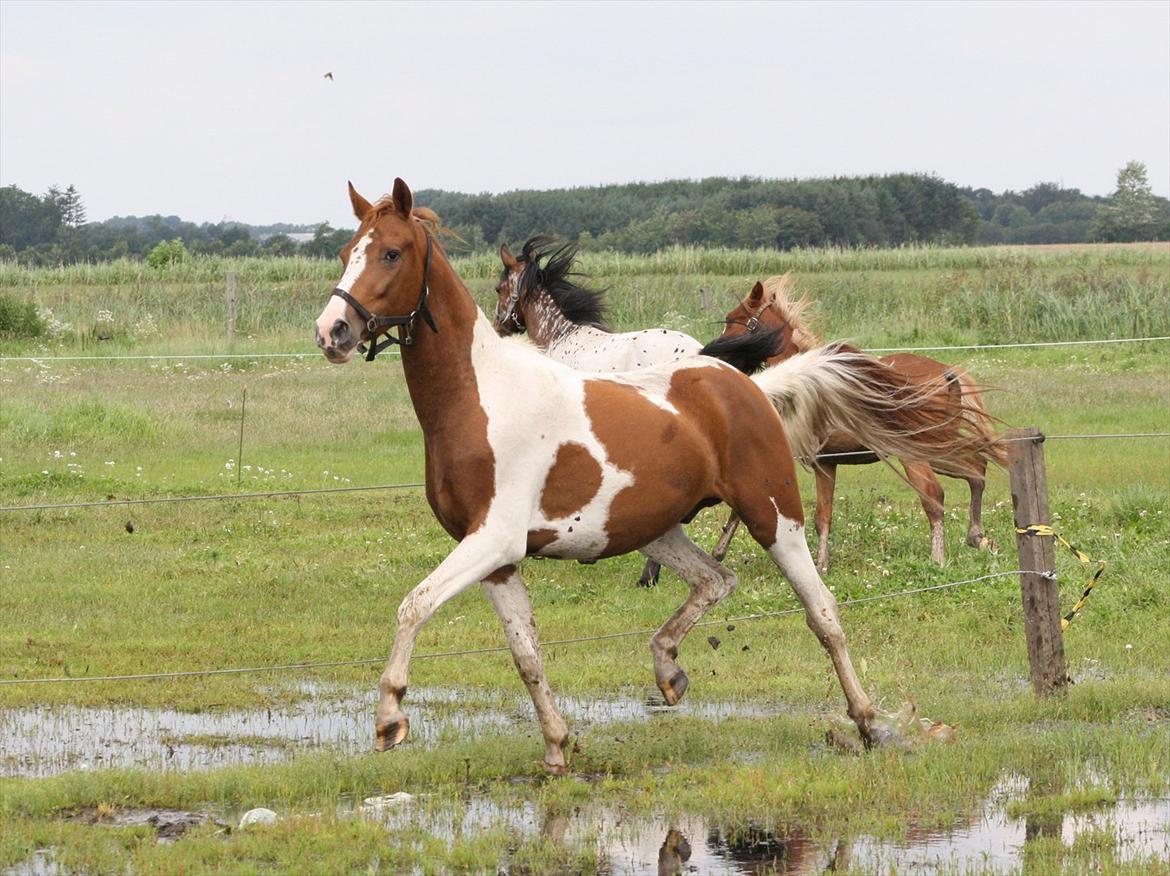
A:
[383, 249, 400, 263]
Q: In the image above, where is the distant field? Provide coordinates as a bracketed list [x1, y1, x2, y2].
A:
[1, 242, 1167, 874]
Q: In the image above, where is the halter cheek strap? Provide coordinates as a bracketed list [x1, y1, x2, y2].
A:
[330, 234, 437, 361]
[495, 285, 525, 333]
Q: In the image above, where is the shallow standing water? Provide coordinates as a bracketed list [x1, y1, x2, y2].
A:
[0, 683, 782, 778]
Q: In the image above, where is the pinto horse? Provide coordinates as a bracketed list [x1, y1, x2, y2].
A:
[493, 235, 782, 586]
[314, 179, 996, 770]
[721, 275, 1006, 569]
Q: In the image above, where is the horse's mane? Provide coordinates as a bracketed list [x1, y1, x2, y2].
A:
[762, 273, 820, 351]
[517, 236, 609, 330]
[369, 199, 462, 246]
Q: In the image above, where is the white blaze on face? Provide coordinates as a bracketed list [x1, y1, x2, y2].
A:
[315, 230, 374, 341]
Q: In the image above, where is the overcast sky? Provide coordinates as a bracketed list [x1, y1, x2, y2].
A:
[2, 0, 1167, 227]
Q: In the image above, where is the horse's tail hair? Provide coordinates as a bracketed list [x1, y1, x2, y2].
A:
[750, 343, 1005, 474]
[698, 327, 783, 375]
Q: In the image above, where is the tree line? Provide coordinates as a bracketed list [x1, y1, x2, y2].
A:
[1, 163, 1166, 265]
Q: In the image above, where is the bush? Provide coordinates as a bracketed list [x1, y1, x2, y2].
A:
[0, 291, 45, 338]
[147, 237, 188, 268]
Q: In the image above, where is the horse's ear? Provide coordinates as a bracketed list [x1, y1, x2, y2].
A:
[347, 181, 372, 221]
[500, 243, 519, 270]
[748, 281, 765, 305]
[391, 178, 413, 217]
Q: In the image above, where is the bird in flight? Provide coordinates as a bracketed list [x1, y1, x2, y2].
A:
[324, 72, 333, 81]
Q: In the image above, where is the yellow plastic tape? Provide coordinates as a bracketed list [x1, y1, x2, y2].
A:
[1015, 524, 1106, 630]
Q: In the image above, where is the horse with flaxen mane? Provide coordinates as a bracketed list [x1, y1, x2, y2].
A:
[314, 179, 999, 770]
[721, 275, 1006, 570]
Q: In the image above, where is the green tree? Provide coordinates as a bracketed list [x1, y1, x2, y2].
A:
[1092, 161, 1158, 242]
[0, 185, 61, 249]
[147, 237, 188, 268]
[263, 234, 299, 256]
[55, 185, 87, 228]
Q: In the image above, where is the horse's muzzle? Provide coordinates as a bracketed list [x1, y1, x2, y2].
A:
[316, 319, 357, 363]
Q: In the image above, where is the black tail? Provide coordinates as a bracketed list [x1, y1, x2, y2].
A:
[698, 328, 783, 374]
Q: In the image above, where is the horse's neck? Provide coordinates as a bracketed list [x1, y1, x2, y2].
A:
[525, 292, 585, 350]
[399, 258, 500, 433]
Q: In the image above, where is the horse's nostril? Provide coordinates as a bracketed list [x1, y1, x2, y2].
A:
[332, 319, 351, 345]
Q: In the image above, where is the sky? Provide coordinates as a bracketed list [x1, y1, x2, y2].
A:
[1, 0, 1167, 227]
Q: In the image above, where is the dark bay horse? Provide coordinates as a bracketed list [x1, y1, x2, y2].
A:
[313, 179, 998, 770]
[722, 275, 1006, 569]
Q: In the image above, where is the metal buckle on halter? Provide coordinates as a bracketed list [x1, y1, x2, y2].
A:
[745, 316, 759, 332]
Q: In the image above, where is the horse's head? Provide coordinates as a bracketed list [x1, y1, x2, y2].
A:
[492, 236, 606, 338]
[492, 242, 528, 336]
[721, 275, 811, 362]
[314, 178, 435, 363]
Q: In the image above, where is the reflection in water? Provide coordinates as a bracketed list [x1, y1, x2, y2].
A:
[348, 772, 1167, 875]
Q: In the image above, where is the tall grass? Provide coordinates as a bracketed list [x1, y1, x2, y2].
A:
[0, 243, 1165, 351]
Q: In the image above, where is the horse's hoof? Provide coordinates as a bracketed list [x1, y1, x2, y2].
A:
[659, 670, 689, 706]
[637, 573, 659, 588]
[969, 535, 996, 552]
[374, 718, 410, 752]
[542, 759, 570, 775]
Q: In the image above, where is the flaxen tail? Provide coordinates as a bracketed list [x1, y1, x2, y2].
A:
[750, 344, 1004, 472]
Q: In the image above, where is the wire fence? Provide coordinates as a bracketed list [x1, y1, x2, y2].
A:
[0, 571, 1028, 687]
[2, 432, 1165, 514]
[1, 335, 1167, 364]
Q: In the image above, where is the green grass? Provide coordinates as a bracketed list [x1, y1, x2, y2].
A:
[0, 243, 1167, 873]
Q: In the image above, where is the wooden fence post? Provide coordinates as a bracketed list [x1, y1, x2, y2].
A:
[1005, 426, 1068, 697]
[226, 271, 237, 343]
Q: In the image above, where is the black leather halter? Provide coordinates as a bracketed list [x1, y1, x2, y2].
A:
[329, 234, 438, 361]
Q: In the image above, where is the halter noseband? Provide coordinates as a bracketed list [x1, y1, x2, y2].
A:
[330, 234, 438, 361]
[726, 304, 787, 338]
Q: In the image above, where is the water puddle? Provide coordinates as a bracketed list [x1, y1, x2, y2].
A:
[0, 684, 783, 778]
[348, 773, 1168, 874]
[4, 775, 1166, 875]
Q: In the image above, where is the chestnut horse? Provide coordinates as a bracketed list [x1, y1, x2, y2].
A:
[314, 179, 996, 770]
[721, 275, 1006, 569]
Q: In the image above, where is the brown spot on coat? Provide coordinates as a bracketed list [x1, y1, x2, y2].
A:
[584, 365, 805, 554]
[484, 565, 517, 583]
[526, 528, 558, 554]
[540, 442, 602, 520]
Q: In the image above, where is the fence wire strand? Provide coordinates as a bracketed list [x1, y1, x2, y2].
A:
[0, 571, 1026, 686]
[3, 433, 1164, 513]
[1, 335, 1166, 364]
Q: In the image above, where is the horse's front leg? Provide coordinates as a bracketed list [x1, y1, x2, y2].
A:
[483, 567, 570, 772]
[376, 529, 521, 751]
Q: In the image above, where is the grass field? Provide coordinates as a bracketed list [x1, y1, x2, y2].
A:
[1, 243, 1168, 874]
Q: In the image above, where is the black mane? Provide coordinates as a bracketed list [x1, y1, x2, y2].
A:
[515, 236, 610, 330]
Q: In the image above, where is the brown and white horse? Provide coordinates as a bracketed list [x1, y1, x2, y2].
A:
[313, 179, 994, 770]
[721, 275, 1006, 569]
[493, 235, 782, 587]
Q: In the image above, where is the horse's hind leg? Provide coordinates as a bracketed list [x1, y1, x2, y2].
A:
[735, 494, 877, 744]
[903, 461, 946, 565]
[963, 460, 994, 550]
[637, 559, 661, 588]
[814, 463, 838, 572]
[483, 566, 570, 772]
[711, 511, 741, 562]
[639, 525, 738, 705]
